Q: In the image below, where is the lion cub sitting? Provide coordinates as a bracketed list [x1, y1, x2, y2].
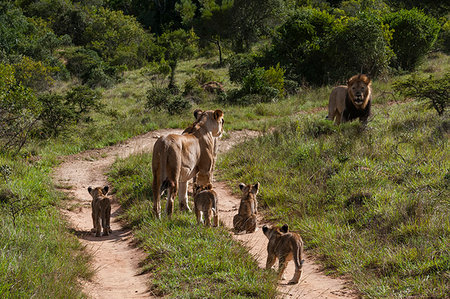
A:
[88, 186, 112, 237]
[233, 182, 259, 234]
[262, 224, 304, 285]
[193, 183, 219, 227]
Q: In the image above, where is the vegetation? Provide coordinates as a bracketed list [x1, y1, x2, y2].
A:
[108, 153, 278, 298]
[218, 102, 449, 297]
[0, 0, 449, 297]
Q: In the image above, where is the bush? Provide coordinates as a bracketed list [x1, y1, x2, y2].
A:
[167, 96, 192, 115]
[183, 67, 216, 96]
[435, 20, 450, 54]
[146, 87, 172, 111]
[0, 63, 40, 153]
[393, 73, 449, 116]
[384, 9, 440, 70]
[228, 53, 259, 84]
[11, 56, 55, 92]
[268, 8, 393, 85]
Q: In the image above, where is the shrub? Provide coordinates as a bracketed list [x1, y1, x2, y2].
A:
[183, 67, 216, 96]
[242, 65, 285, 98]
[0, 63, 40, 153]
[167, 96, 192, 115]
[228, 53, 259, 83]
[435, 20, 450, 54]
[146, 87, 172, 111]
[393, 73, 449, 116]
[11, 56, 55, 92]
[384, 9, 440, 70]
[65, 85, 102, 122]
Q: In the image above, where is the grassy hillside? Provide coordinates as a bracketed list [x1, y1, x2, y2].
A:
[217, 87, 449, 296]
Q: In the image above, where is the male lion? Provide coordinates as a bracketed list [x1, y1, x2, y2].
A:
[152, 109, 224, 218]
[193, 183, 219, 227]
[233, 182, 259, 234]
[263, 224, 304, 285]
[327, 74, 372, 124]
[88, 186, 112, 237]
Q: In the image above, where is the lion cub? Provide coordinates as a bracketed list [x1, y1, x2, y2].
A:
[88, 186, 112, 237]
[263, 224, 304, 285]
[233, 182, 259, 234]
[193, 183, 219, 227]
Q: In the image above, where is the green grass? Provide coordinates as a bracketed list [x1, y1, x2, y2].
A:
[0, 155, 91, 298]
[108, 153, 278, 298]
[217, 101, 449, 297]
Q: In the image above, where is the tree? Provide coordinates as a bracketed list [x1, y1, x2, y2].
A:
[157, 29, 198, 89]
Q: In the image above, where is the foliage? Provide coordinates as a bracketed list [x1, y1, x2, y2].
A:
[384, 9, 440, 71]
[108, 153, 278, 298]
[242, 65, 285, 97]
[37, 86, 102, 137]
[435, 19, 450, 54]
[183, 67, 217, 96]
[146, 86, 191, 115]
[228, 53, 260, 84]
[11, 56, 55, 92]
[393, 73, 449, 116]
[218, 102, 449, 297]
[158, 29, 198, 88]
[0, 64, 40, 153]
[268, 7, 393, 85]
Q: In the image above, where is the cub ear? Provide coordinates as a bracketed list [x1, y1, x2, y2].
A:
[239, 183, 246, 191]
[88, 186, 92, 194]
[194, 109, 203, 120]
[262, 225, 268, 233]
[206, 183, 213, 190]
[214, 109, 223, 120]
[252, 182, 260, 194]
[281, 224, 289, 233]
[102, 186, 109, 195]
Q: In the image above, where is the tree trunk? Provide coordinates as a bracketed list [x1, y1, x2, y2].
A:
[168, 60, 177, 90]
[216, 38, 223, 66]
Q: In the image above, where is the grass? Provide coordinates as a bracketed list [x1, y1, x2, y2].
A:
[217, 101, 449, 297]
[0, 155, 91, 298]
[108, 153, 278, 298]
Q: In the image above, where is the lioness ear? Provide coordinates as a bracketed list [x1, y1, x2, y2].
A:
[239, 183, 246, 191]
[194, 109, 203, 120]
[281, 224, 289, 233]
[252, 182, 260, 194]
[88, 186, 92, 194]
[103, 186, 109, 195]
[214, 109, 223, 120]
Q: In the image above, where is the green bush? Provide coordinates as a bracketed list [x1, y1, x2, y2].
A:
[228, 53, 259, 83]
[384, 9, 440, 71]
[435, 20, 450, 54]
[393, 73, 449, 116]
[267, 8, 393, 85]
[167, 96, 192, 115]
[146, 87, 172, 112]
[11, 56, 55, 92]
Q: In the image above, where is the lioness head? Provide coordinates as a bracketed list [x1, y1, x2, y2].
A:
[262, 224, 289, 239]
[192, 109, 224, 137]
[347, 74, 371, 107]
[239, 182, 259, 197]
[88, 186, 109, 198]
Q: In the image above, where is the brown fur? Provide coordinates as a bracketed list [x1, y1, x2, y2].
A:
[88, 186, 112, 237]
[263, 224, 304, 285]
[233, 182, 259, 233]
[193, 183, 219, 227]
[327, 74, 372, 124]
[152, 109, 224, 219]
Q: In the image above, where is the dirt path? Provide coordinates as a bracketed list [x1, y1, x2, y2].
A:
[53, 128, 356, 298]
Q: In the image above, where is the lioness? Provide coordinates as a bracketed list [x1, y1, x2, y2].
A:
[327, 74, 372, 124]
[193, 183, 219, 227]
[263, 224, 304, 285]
[152, 109, 224, 218]
[88, 186, 112, 237]
[233, 182, 259, 234]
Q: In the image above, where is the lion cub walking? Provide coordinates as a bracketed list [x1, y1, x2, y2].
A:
[263, 224, 304, 285]
[193, 183, 219, 227]
[233, 182, 259, 234]
[88, 186, 112, 237]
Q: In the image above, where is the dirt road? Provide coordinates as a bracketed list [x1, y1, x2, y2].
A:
[53, 128, 356, 298]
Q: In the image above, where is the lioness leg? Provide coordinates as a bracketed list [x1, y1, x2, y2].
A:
[152, 176, 161, 219]
[165, 182, 176, 218]
[178, 181, 191, 212]
[105, 204, 112, 234]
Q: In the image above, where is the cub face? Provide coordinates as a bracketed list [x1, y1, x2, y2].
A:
[239, 182, 259, 197]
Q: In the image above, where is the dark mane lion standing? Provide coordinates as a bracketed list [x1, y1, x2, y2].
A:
[327, 74, 372, 124]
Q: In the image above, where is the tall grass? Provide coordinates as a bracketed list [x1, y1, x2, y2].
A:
[218, 101, 449, 297]
[108, 153, 278, 298]
[0, 155, 91, 298]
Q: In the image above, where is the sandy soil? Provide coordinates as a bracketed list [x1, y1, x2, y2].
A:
[52, 128, 357, 298]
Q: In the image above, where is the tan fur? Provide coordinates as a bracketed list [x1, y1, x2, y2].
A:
[193, 183, 219, 227]
[327, 74, 372, 124]
[263, 224, 304, 285]
[88, 186, 112, 237]
[233, 182, 259, 233]
[152, 109, 224, 218]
